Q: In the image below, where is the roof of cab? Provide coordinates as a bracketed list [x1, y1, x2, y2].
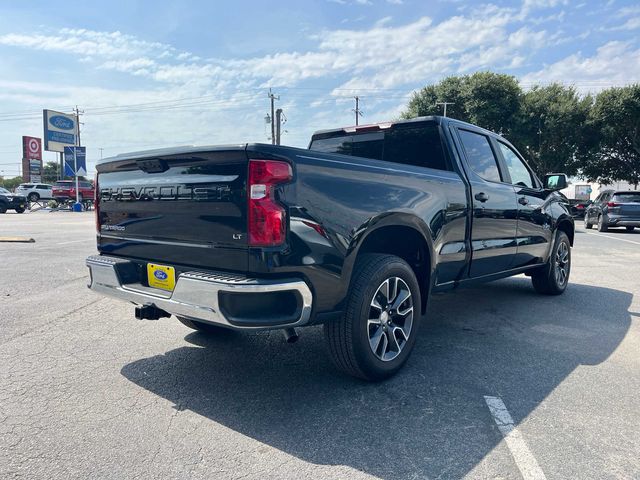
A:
[309, 115, 496, 139]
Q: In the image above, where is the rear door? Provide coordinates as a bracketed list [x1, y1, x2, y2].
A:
[97, 147, 250, 271]
[455, 128, 518, 278]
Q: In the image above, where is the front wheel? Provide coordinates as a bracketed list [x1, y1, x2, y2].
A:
[584, 216, 592, 229]
[324, 254, 421, 381]
[14, 207, 25, 214]
[531, 231, 571, 295]
[626, 226, 635, 232]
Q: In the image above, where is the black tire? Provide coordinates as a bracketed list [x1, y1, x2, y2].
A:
[14, 207, 25, 214]
[0, 204, 6, 214]
[177, 316, 230, 334]
[324, 254, 422, 381]
[27, 192, 39, 202]
[531, 231, 571, 295]
[597, 215, 608, 232]
[584, 216, 592, 229]
[626, 226, 635, 232]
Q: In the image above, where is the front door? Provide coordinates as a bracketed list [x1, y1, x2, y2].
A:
[456, 128, 518, 278]
[494, 140, 552, 267]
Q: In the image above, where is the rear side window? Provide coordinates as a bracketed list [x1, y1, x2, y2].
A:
[309, 122, 450, 171]
[458, 130, 502, 182]
[382, 123, 449, 170]
[613, 192, 640, 203]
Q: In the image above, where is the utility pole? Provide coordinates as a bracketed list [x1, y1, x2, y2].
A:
[275, 109, 283, 145]
[435, 101, 455, 117]
[267, 89, 279, 145]
[352, 96, 363, 125]
[74, 105, 84, 146]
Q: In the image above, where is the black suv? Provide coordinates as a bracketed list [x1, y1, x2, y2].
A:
[585, 190, 640, 232]
[0, 187, 27, 214]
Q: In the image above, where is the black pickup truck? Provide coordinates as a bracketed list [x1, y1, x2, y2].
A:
[87, 116, 574, 380]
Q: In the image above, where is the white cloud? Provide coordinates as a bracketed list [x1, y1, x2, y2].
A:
[520, 41, 640, 92]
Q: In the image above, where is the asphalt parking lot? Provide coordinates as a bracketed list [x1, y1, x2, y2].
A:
[1, 211, 639, 479]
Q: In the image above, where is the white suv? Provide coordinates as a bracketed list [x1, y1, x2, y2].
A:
[15, 183, 54, 202]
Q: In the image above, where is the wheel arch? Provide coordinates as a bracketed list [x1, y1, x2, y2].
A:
[344, 213, 435, 315]
[556, 215, 575, 246]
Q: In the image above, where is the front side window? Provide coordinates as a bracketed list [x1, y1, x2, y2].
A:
[498, 142, 534, 188]
[458, 130, 501, 182]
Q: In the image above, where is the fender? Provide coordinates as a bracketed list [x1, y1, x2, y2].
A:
[338, 211, 437, 307]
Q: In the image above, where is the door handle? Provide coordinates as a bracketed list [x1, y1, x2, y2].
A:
[518, 196, 529, 206]
[474, 192, 489, 203]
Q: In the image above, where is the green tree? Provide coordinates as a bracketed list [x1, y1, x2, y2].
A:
[402, 72, 521, 135]
[514, 84, 591, 177]
[42, 161, 61, 184]
[581, 85, 640, 186]
[0, 176, 23, 190]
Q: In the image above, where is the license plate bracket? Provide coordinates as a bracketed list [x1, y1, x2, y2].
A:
[147, 263, 176, 292]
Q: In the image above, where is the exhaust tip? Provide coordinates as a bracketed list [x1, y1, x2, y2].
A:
[283, 327, 299, 344]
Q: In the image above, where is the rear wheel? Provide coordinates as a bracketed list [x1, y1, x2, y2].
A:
[176, 316, 230, 335]
[584, 215, 592, 229]
[27, 192, 39, 202]
[531, 230, 571, 295]
[626, 226, 635, 232]
[324, 254, 421, 381]
[597, 215, 608, 232]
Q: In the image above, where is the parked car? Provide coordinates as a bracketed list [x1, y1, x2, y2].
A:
[86, 116, 574, 380]
[568, 198, 592, 218]
[0, 187, 27, 213]
[52, 180, 95, 203]
[585, 190, 640, 232]
[15, 183, 54, 202]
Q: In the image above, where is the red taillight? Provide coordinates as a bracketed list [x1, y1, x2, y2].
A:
[247, 159, 292, 247]
[607, 202, 619, 207]
[95, 173, 100, 233]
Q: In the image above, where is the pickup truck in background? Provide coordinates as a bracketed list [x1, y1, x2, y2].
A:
[86, 116, 574, 380]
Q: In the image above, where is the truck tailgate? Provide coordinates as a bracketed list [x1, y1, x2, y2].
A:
[96, 147, 249, 272]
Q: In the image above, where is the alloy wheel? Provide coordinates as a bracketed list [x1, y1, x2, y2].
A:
[367, 277, 414, 362]
[555, 241, 570, 286]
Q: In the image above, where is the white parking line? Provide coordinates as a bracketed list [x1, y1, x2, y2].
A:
[57, 239, 92, 245]
[582, 230, 640, 246]
[484, 396, 547, 480]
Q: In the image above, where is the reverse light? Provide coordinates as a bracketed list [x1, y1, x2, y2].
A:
[247, 159, 292, 247]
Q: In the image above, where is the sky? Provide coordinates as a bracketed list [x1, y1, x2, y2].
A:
[0, 0, 639, 178]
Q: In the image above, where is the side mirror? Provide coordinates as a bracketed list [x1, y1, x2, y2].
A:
[543, 173, 568, 191]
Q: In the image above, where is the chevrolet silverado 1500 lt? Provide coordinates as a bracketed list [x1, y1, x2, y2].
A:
[87, 116, 574, 380]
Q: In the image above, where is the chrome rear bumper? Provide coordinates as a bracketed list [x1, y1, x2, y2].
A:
[86, 255, 313, 330]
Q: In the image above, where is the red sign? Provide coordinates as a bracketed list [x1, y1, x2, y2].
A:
[23, 136, 42, 160]
[22, 136, 43, 182]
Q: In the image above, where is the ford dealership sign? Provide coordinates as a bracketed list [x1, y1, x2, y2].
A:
[49, 115, 75, 130]
[43, 109, 78, 153]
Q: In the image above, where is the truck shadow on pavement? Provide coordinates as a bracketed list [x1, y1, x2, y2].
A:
[121, 277, 631, 479]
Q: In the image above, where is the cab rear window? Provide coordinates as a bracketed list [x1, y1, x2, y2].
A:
[309, 122, 450, 171]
